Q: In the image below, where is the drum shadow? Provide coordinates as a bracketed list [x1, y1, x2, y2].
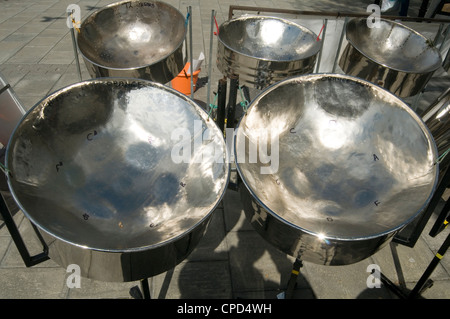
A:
[174, 189, 316, 299]
[227, 231, 316, 299]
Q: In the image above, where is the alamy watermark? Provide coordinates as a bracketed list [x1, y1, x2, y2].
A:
[367, 264, 382, 288]
[367, 4, 381, 28]
[170, 120, 279, 175]
[66, 4, 81, 30]
[66, 264, 81, 289]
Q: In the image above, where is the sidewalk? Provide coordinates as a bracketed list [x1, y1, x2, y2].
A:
[0, 0, 449, 299]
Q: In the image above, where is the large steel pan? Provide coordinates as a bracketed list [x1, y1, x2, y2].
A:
[217, 16, 321, 89]
[77, 0, 186, 84]
[339, 18, 442, 98]
[235, 74, 438, 265]
[6, 79, 229, 282]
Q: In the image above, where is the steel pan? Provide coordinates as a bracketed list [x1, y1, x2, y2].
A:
[339, 18, 442, 98]
[235, 74, 438, 265]
[6, 79, 229, 282]
[77, 0, 186, 84]
[217, 16, 321, 89]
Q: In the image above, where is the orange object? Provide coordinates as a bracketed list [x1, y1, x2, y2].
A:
[171, 62, 200, 95]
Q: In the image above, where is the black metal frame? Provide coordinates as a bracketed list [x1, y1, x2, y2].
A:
[0, 83, 50, 267]
[0, 193, 49, 267]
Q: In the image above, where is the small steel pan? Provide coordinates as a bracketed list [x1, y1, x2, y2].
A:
[235, 74, 438, 265]
[77, 0, 186, 84]
[217, 16, 321, 89]
[6, 79, 229, 282]
[339, 18, 442, 97]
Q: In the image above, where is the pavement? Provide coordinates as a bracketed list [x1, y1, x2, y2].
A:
[0, 0, 449, 300]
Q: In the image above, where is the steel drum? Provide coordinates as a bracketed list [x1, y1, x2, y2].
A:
[235, 74, 438, 265]
[217, 16, 321, 89]
[6, 79, 229, 282]
[339, 18, 442, 98]
[77, 0, 186, 84]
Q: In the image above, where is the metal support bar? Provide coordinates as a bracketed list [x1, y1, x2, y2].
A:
[433, 23, 444, 46]
[284, 258, 303, 299]
[438, 24, 450, 51]
[394, 158, 450, 247]
[429, 195, 450, 237]
[140, 277, 151, 299]
[332, 17, 348, 73]
[226, 75, 239, 130]
[217, 78, 227, 134]
[419, 0, 430, 17]
[0, 193, 49, 267]
[241, 85, 251, 104]
[399, 0, 410, 16]
[188, 6, 194, 99]
[443, 44, 450, 71]
[0, 84, 11, 96]
[67, 11, 82, 82]
[315, 19, 328, 73]
[408, 230, 450, 299]
[206, 10, 215, 116]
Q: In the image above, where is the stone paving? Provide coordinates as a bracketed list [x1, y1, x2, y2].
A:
[0, 0, 449, 299]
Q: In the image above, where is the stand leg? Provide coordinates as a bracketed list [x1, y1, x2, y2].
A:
[408, 230, 450, 299]
[418, 0, 429, 17]
[284, 258, 303, 299]
[140, 277, 151, 299]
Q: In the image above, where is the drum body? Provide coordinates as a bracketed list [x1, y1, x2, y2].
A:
[235, 74, 438, 265]
[339, 18, 442, 97]
[77, 0, 186, 84]
[6, 79, 229, 281]
[217, 16, 321, 89]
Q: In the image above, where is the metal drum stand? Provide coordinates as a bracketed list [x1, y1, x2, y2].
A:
[379, 164, 450, 299]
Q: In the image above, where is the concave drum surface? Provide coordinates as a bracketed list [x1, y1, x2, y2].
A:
[217, 16, 321, 89]
[235, 74, 438, 265]
[6, 79, 229, 282]
[77, 0, 186, 84]
[339, 18, 442, 97]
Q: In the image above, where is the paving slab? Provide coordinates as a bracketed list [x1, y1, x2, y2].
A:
[151, 260, 233, 299]
[302, 258, 395, 299]
[0, 267, 67, 299]
[226, 230, 296, 294]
